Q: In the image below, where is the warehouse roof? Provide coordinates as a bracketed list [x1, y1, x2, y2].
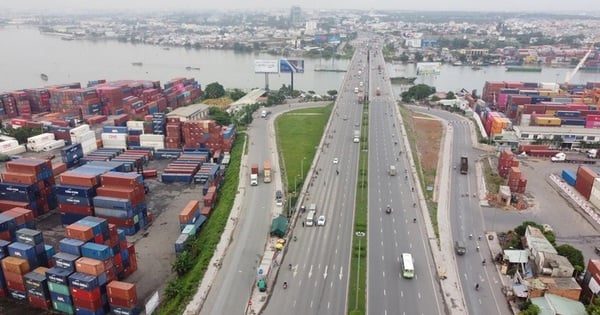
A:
[229, 89, 267, 109]
[515, 125, 600, 137]
[167, 103, 210, 118]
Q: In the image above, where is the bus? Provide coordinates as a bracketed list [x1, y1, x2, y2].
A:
[401, 253, 414, 279]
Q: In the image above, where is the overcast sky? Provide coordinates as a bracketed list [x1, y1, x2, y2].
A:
[1, 0, 598, 14]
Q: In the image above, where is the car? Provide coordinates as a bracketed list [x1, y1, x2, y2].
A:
[454, 241, 467, 255]
[333, 158, 339, 164]
[317, 215, 326, 226]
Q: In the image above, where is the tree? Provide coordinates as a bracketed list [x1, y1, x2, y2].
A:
[228, 89, 246, 101]
[204, 82, 225, 99]
[587, 297, 600, 315]
[327, 90, 338, 97]
[399, 52, 409, 63]
[414, 52, 424, 62]
[446, 91, 456, 100]
[555, 244, 584, 274]
[209, 107, 232, 126]
[519, 300, 541, 315]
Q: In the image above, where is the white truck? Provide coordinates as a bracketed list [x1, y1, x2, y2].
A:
[551, 152, 596, 164]
[353, 130, 360, 143]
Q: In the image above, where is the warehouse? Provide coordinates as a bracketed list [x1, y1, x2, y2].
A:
[514, 125, 600, 149]
[166, 103, 210, 121]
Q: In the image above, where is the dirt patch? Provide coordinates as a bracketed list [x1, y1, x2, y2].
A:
[410, 114, 443, 188]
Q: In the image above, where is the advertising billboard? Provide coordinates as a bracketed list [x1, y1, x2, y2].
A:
[279, 59, 305, 74]
[254, 60, 279, 73]
[416, 62, 441, 76]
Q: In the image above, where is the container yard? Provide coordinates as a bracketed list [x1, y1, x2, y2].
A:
[0, 77, 236, 314]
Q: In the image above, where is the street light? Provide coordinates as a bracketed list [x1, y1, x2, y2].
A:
[300, 156, 306, 179]
[354, 231, 365, 310]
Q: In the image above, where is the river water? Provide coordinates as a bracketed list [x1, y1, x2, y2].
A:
[0, 25, 599, 96]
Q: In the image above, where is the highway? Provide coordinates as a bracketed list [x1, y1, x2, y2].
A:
[412, 107, 512, 315]
[366, 47, 443, 315]
[262, 45, 368, 315]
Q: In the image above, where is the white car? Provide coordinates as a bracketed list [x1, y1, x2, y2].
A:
[317, 215, 326, 226]
[333, 158, 339, 164]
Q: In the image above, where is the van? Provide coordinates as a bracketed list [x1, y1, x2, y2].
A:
[389, 165, 397, 176]
[306, 210, 316, 227]
[308, 203, 317, 213]
[354, 87, 359, 93]
[261, 110, 267, 118]
[275, 190, 283, 206]
[454, 241, 467, 255]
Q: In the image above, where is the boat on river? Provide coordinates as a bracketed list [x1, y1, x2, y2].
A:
[506, 66, 542, 72]
[40, 73, 48, 81]
[185, 66, 201, 71]
[131, 62, 143, 66]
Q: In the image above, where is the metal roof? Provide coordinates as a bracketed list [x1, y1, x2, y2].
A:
[531, 294, 587, 315]
[166, 103, 210, 118]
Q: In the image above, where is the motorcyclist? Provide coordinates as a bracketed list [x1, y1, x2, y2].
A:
[283, 281, 288, 289]
[482, 259, 486, 265]
[476, 245, 480, 252]
[413, 218, 417, 223]
[475, 283, 479, 291]
[469, 234, 473, 239]
[289, 263, 292, 270]
[412, 202, 416, 208]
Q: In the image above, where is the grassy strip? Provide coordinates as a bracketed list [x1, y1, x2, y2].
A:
[275, 105, 333, 213]
[157, 133, 245, 315]
[398, 104, 440, 239]
[348, 102, 369, 315]
[483, 157, 503, 194]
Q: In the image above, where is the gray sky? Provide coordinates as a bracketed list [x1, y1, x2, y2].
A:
[1, 0, 598, 13]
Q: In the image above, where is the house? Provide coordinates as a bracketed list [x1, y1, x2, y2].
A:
[580, 259, 600, 303]
[528, 277, 582, 301]
[530, 293, 587, 315]
[166, 103, 211, 121]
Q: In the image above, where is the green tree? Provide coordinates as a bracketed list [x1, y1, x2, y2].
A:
[228, 89, 246, 101]
[519, 300, 541, 315]
[446, 91, 456, 99]
[399, 52, 409, 63]
[555, 244, 584, 274]
[209, 107, 232, 126]
[204, 82, 225, 99]
[587, 297, 600, 315]
[415, 52, 424, 62]
[327, 90, 338, 97]
[408, 84, 436, 101]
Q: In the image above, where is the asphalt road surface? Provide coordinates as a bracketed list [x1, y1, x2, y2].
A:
[366, 47, 443, 315]
[261, 48, 367, 315]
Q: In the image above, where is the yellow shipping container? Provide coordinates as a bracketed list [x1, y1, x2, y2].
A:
[545, 110, 556, 115]
[535, 117, 561, 126]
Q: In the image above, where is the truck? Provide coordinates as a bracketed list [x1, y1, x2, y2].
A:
[250, 163, 259, 186]
[358, 92, 364, 104]
[260, 110, 267, 118]
[263, 160, 272, 183]
[353, 130, 360, 143]
[376, 87, 381, 96]
[550, 152, 597, 164]
[389, 165, 397, 176]
[460, 156, 468, 174]
[588, 149, 599, 159]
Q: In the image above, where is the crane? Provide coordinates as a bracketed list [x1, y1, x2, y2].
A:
[564, 42, 596, 86]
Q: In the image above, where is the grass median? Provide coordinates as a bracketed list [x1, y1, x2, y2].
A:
[275, 104, 333, 213]
[348, 102, 369, 315]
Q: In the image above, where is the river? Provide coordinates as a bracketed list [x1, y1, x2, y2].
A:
[0, 25, 599, 96]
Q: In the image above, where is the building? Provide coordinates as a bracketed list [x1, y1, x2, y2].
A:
[580, 259, 600, 303]
[166, 103, 210, 121]
[530, 293, 587, 315]
[514, 125, 600, 149]
[289, 6, 303, 26]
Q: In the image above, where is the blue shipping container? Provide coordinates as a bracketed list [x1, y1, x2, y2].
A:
[59, 238, 85, 256]
[555, 111, 581, 118]
[562, 169, 577, 186]
[16, 228, 44, 246]
[55, 185, 97, 198]
[68, 272, 100, 291]
[8, 242, 37, 261]
[110, 305, 142, 315]
[75, 306, 106, 315]
[0, 239, 11, 259]
[54, 252, 79, 272]
[102, 126, 128, 134]
[560, 119, 586, 126]
[46, 267, 73, 285]
[50, 291, 73, 305]
[81, 242, 112, 261]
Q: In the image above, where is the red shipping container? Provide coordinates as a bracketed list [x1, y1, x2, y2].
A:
[127, 243, 137, 267]
[107, 280, 137, 300]
[73, 296, 104, 310]
[65, 223, 94, 241]
[97, 215, 135, 228]
[52, 162, 68, 176]
[0, 288, 6, 298]
[0, 200, 29, 212]
[59, 203, 94, 216]
[28, 295, 52, 309]
[108, 295, 138, 309]
[70, 286, 101, 302]
[179, 200, 200, 224]
[93, 233, 105, 244]
[99, 173, 141, 189]
[0, 230, 11, 241]
[96, 186, 144, 205]
[6, 280, 26, 292]
[60, 173, 100, 187]
[1, 172, 37, 184]
[4, 270, 24, 284]
[1, 209, 27, 225]
[200, 206, 212, 217]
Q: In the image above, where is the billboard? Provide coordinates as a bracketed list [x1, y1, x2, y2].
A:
[279, 59, 304, 73]
[416, 62, 441, 75]
[254, 60, 279, 73]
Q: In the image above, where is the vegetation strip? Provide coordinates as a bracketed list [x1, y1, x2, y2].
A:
[348, 101, 369, 315]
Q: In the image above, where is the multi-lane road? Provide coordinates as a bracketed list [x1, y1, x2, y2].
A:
[366, 46, 443, 315]
[262, 46, 368, 315]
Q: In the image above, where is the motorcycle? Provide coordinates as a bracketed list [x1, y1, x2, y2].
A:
[385, 206, 392, 214]
[283, 282, 288, 289]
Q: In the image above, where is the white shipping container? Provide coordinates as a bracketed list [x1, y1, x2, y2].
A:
[28, 141, 54, 152]
[69, 124, 91, 137]
[0, 144, 26, 155]
[139, 140, 165, 150]
[71, 130, 96, 144]
[0, 140, 20, 151]
[126, 121, 145, 130]
[42, 140, 66, 152]
[27, 133, 55, 145]
[590, 178, 600, 209]
[139, 134, 165, 142]
[521, 114, 531, 127]
[0, 135, 16, 142]
[82, 140, 98, 155]
[101, 133, 128, 142]
[102, 140, 127, 149]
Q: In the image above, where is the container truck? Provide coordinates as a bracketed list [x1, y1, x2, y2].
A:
[353, 130, 360, 143]
[550, 152, 596, 164]
[460, 156, 468, 174]
[263, 160, 272, 183]
[358, 92, 364, 104]
[250, 163, 259, 186]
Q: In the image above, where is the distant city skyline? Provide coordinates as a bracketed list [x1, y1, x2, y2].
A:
[0, 0, 598, 14]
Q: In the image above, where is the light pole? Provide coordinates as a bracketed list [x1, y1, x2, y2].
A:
[354, 231, 365, 310]
[300, 157, 306, 179]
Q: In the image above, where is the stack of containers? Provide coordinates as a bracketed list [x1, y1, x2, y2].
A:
[101, 125, 128, 149]
[70, 124, 98, 155]
[0, 213, 18, 242]
[26, 133, 56, 152]
[24, 88, 51, 113]
[83, 148, 123, 163]
[497, 150, 517, 178]
[126, 121, 144, 148]
[57, 164, 114, 225]
[12, 91, 32, 119]
[0, 93, 18, 118]
[12, 227, 54, 268]
[203, 186, 217, 212]
[588, 178, 600, 209]
[106, 281, 140, 314]
[24, 266, 52, 309]
[575, 166, 597, 200]
[61, 143, 85, 168]
[0, 158, 57, 216]
[507, 167, 522, 193]
[182, 120, 205, 148]
[176, 200, 201, 255]
[161, 153, 204, 183]
[165, 117, 182, 149]
[586, 115, 600, 129]
[2, 256, 31, 301]
[482, 81, 506, 104]
[221, 125, 235, 152]
[139, 133, 165, 149]
[47, 125, 73, 145]
[94, 172, 148, 235]
[96, 86, 124, 116]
